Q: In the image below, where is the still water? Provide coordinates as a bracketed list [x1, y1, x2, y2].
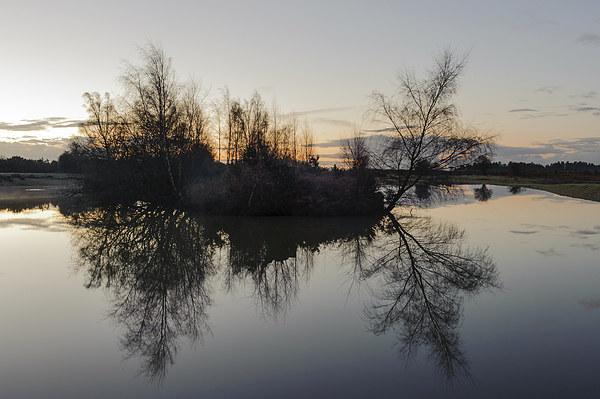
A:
[0, 185, 598, 398]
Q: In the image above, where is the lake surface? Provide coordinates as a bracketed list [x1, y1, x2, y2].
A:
[1, 185, 599, 398]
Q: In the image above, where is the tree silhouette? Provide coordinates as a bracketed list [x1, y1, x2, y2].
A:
[474, 184, 493, 202]
[68, 204, 219, 382]
[371, 50, 495, 211]
[354, 210, 499, 381]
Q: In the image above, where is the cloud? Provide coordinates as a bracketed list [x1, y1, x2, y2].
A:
[511, 9, 557, 30]
[573, 106, 600, 113]
[312, 118, 355, 128]
[23, 117, 66, 123]
[571, 226, 600, 239]
[0, 117, 83, 132]
[582, 243, 599, 251]
[314, 152, 344, 159]
[576, 33, 600, 46]
[363, 125, 417, 132]
[255, 85, 275, 93]
[508, 101, 600, 119]
[571, 91, 598, 99]
[495, 137, 600, 164]
[510, 230, 538, 235]
[0, 217, 66, 232]
[574, 229, 599, 235]
[313, 134, 392, 148]
[534, 86, 560, 94]
[535, 248, 563, 256]
[0, 137, 71, 160]
[363, 127, 398, 133]
[578, 298, 600, 310]
[0, 121, 50, 132]
[509, 108, 538, 113]
[290, 107, 356, 117]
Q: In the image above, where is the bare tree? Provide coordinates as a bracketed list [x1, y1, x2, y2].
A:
[300, 118, 314, 162]
[341, 130, 369, 170]
[79, 92, 121, 160]
[180, 78, 211, 149]
[371, 49, 495, 211]
[121, 43, 182, 198]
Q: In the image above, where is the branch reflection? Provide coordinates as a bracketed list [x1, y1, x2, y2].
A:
[64, 202, 498, 384]
[360, 210, 499, 381]
[65, 205, 378, 382]
[66, 204, 219, 382]
[220, 217, 379, 319]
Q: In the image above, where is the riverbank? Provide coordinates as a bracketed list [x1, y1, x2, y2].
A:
[0, 173, 81, 210]
[0, 172, 82, 188]
[452, 175, 600, 202]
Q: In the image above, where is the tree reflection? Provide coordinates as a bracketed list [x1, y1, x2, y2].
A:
[359, 210, 499, 381]
[67, 204, 219, 382]
[64, 200, 498, 384]
[474, 184, 493, 202]
[66, 205, 379, 381]
[508, 186, 526, 195]
[219, 217, 378, 319]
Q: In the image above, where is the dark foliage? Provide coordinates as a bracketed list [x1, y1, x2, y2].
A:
[456, 160, 600, 182]
[184, 158, 383, 216]
[0, 156, 59, 173]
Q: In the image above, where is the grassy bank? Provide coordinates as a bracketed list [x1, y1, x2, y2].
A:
[452, 175, 600, 202]
[0, 172, 82, 188]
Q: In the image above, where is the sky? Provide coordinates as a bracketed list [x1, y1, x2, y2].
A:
[1, 0, 599, 164]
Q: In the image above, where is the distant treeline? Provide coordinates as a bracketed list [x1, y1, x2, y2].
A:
[456, 157, 600, 179]
[0, 156, 60, 173]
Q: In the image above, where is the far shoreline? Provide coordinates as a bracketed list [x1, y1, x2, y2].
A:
[451, 174, 600, 202]
[1, 172, 599, 204]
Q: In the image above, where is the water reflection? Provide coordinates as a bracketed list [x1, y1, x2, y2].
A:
[61, 203, 499, 383]
[356, 211, 499, 380]
[509, 186, 526, 195]
[65, 204, 219, 382]
[219, 217, 378, 319]
[474, 184, 493, 202]
[403, 183, 464, 207]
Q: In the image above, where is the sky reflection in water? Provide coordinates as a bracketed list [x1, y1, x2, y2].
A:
[0, 186, 599, 398]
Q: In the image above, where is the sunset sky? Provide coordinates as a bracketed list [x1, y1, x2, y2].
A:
[1, 0, 599, 164]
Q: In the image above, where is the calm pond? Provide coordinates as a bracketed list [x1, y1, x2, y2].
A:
[1, 185, 599, 398]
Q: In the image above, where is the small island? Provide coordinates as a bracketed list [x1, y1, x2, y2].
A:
[53, 46, 494, 215]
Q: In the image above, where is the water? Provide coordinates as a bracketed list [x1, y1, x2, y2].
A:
[0, 185, 598, 398]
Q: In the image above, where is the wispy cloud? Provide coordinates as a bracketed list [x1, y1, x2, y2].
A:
[23, 117, 66, 123]
[313, 134, 392, 149]
[0, 137, 71, 160]
[511, 9, 558, 30]
[572, 106, 600, 115]
[290, 107, 356, 117]
[535, 248, 564, 257]
[508, 108, 538, 113]
[509, 101, 600, 119]
[578, 298, 600, 310]
[534, 86, 560, 94]
[312, 118, 355, 128]
[0, 217, 65, 232]
[0, 117, 83, 132]
[495, 137, 600, 164]
[0, 121, 49, 132]
[571, 91, 598, 99]
[363, 127, 398, 133]
[576, 32, 600, 46]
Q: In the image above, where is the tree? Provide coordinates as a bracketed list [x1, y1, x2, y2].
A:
[76, 43, 215, 201]
[371, 49, 495, 211]
[79, 92, 122, 161]
[120, 43, 186, 199]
